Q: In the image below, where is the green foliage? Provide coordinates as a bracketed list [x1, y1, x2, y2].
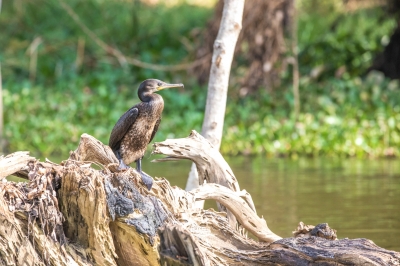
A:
[223, 71, 400, 157]
[2, 0, 399, 158]
[298, 8, 396, 79]
[1, 0, 209, 157]
[3, 77, 205, 158]
[1, 0, 211, 83]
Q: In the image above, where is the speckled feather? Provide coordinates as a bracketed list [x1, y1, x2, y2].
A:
[109, 94, 164, 165]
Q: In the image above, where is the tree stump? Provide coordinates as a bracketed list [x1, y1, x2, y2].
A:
[0, 131, 399, 265]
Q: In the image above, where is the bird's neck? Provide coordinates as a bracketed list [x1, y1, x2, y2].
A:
[139, 92, 161, 103]
[140, 93, 164, 108]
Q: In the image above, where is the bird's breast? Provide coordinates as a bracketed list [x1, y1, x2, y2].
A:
[120, 100, 164, 164]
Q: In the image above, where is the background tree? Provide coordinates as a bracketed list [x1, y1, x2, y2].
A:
[193, 0, 294, 93]
[369, 0, 400, 79]
[186, 0, 244, 193]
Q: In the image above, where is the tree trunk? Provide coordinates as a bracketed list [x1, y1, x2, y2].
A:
[201, 0, 244, 149]
[193, 0, 293, 93]
[0, 132, 399, 265]
[186, 0, 244, 200]
[369, 21, 400, 79]
[368, 0, 400, 79]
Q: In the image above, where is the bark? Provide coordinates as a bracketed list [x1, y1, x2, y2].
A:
[186, 0, 244, 199]
[201, 0, 244, 149]
[0, 133, 399, 266]
[153, 131, 242, 229]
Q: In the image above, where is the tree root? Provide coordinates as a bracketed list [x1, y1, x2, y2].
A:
[0, 132, 398, 265]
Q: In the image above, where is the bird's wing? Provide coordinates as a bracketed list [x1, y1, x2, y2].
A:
[109, 107, 139, 151]
[149, 117, 161, 144]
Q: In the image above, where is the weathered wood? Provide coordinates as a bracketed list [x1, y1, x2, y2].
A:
[0, 133, 399, 266]
[109, 221, 159, 266]
[0, 157, 88, 266]
[59, 161, 117, 265]
[68, 137, 167, 266]
[69, 133, 119, 171]
[106, 172, 166, 266]
[0, 191, 45, 265]
[153, 131, 239, 191]
[270, 237, 400, 265]
[153, 130, 242, 229]
[192, 183, 281, 242]
[0, 151, 35, 180]
[159, 219, 400, 265]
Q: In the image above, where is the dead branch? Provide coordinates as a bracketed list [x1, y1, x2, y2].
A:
[0, 133, 398, 266]
[0, 151, 35, 180]
[152, 130, 242, 229]
[192, 183, 281, 242]
[152, 130, 239, 191]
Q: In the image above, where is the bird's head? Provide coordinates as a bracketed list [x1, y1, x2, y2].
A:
[138, 79, 184, 101]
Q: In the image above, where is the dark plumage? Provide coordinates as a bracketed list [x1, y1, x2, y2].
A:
[109, 79, 184, 190]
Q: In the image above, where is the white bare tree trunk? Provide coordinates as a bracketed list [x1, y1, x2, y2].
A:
[186, 0, 245, 194]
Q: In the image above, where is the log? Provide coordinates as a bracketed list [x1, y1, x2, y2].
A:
[152, 130, 242, 229]
[192, 183, 280, 242]
[0, 132, 399, 265]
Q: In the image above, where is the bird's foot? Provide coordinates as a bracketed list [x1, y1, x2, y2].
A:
[139, 171, 153, 190]
[118, 161, 130, 171]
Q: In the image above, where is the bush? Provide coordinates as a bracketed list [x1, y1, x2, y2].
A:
[223, 72, 400, 157]
[2, 0, 399, 158]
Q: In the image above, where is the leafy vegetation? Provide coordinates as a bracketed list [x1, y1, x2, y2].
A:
[2, 0, 399, 158]
[297, 8, 396, 79]
[224, 72, 400, 157]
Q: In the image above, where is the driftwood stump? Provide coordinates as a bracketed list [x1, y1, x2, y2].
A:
[0, 131, 399, 265]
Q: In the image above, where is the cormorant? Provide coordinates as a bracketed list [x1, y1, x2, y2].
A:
[109, 79, 184, 190]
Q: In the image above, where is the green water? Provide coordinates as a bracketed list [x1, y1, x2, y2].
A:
[143, 156, 400, 252]
[7, 156, 400, 252]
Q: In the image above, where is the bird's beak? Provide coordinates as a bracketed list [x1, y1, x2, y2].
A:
[156, 82, 184, 91]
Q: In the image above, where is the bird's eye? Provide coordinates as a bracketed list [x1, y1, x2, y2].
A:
[157, 82, 162, 86]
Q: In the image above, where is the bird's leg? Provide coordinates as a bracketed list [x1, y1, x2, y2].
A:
[136, 158, 153, 190]
[116, 150, 129, 170]
[136, 157, 142, 172]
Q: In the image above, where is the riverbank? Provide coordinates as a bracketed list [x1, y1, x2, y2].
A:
[2, 1, 399, 158]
